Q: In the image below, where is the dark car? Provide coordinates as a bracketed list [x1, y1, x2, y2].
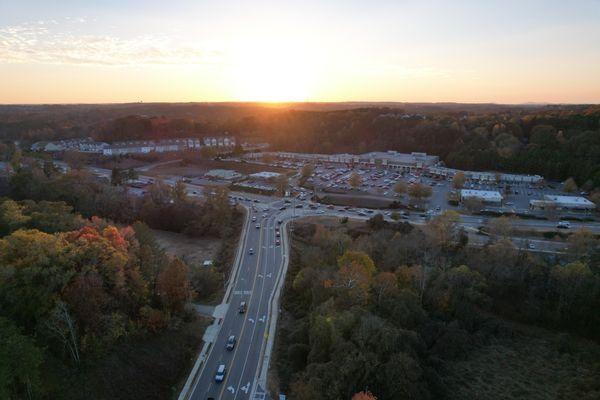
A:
[238, 301, 247, 313]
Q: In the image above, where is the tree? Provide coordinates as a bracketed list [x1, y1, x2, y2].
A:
[156, 258, 192, 314]
[0, 317, 43, 399]
[111, 167, 124, 186]
[487, 216, 512, 240]
[45, 301, 81, 364]
[275, 174, 289, 196]
[393, 181, 407, 196]
[567, 228, 598, 259]
[352, 391, 377, 400]
[349, 172, 362, 189]
[373, 272, 398, 305]
[300, 163, 315, 181]
[452, 171, 466, 189]
[563, 177, 578, 193]
[0, 199, 30, 236]
[63, 150, 86, 171]
[463, 197, 483, 212]
[10, 148, 22, 171]
[390, 211, 400, 221]
[408, 183, 432, 207]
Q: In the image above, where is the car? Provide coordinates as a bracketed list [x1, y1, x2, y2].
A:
[238, 301, 247, 313]
[276, 231, 280, 237]
[215, 364, 226, 382]
[255, 224, 260, 229]
[277, 219, 283, 224]
[275, 239, 281, 246]
[262, 214, 267, 218]
[279, 206, 287, 210]
[557, 221, 571, 229]
[251, 216, 257, 222]
[226, 335, 236, 351]
[528, 243, 536, 249]
[248, 248, 254, 255]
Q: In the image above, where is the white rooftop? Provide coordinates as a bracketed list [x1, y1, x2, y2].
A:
[461, 189, 503, 201]
[249, 171, 282, 179]
[543, 195, 595, 206]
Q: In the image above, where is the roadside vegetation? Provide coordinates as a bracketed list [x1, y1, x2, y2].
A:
[273, 213, 600, 399]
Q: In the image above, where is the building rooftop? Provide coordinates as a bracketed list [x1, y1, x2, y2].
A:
[460, 189, 503, 201]
[249, 171, 283, 179]
[543, 195, 595, 206]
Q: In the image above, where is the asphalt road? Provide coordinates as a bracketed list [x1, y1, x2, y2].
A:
[190, 205, 285, 400]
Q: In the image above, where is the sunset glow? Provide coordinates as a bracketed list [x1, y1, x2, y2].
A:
[1, 0, 600, 104]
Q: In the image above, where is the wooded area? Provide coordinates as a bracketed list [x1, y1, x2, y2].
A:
[274, 214, 600, 399]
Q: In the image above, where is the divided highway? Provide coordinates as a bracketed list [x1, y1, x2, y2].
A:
[187, 205, 287, 400]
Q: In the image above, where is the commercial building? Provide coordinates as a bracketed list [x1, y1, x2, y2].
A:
[205, 169, 243, 181]
[245, 150, 439, 171]
[428, 166, 543, 184]
[530, 195, 596, 211]
[249, 171, 283, 181]
[460, 189, 503, 205]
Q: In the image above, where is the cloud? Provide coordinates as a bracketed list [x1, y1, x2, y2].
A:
[0, 21, 223, 66]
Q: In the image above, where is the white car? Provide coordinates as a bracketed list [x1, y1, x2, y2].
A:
[215, 364, 226, 382]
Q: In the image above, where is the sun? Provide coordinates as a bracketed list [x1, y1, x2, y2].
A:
[230, 43, 316, 102]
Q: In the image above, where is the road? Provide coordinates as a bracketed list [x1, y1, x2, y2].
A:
[188, 202, 286, 400]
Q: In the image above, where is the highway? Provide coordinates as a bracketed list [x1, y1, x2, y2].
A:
[187, 203, 287, 400]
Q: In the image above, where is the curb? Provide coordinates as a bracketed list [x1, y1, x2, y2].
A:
[178, 204, 250, 400]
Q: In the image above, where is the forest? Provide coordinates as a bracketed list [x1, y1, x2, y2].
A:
[274, 214, 600, 399]
[2, 103, 599, 188]
[0, 161, 242, 399]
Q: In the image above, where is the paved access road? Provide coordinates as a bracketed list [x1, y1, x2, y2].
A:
[190, 205, 286, 400]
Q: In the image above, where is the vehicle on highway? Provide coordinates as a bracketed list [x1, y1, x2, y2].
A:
[276, 231, 280, 237]
[248, 248, 254, 255]
[255, 224, 260, 229]
[276, 239, 280, 246]
[226, 335, 236, 351]
[557, 221, 571, 229]
[238, 301, 247, 313]
[251, 216, 257, 222]
[528, 243, 536, 249]
[215, 364, 226, 383]
[277, 219, 283, 224]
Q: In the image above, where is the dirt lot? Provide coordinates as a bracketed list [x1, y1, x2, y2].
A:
[152, 229, 220, 266]
[146, 159, 294, 178]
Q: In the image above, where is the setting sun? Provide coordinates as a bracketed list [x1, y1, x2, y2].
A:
[230, 43, 317, 102]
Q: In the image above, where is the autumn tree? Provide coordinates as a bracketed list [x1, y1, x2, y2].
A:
[487, 215, 513, 240]
[156, 258, 192, 314]
[393, 181, 407, 196]
[352, 390, 377, 400]
[275, 174, 289, 196]
[349, 172, 362, 189]
[563, 177, 578, 193]
[408, 183, 432, 207]
[300, 163, 315, 181]
[452, 171, 466, 189]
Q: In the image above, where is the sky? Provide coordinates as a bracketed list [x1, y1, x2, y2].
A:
[1, 0, 600, 104]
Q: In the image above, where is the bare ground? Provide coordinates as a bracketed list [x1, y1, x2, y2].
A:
[152, 229, 220, 266]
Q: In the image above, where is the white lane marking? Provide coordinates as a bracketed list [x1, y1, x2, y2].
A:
[241, 382, 251, 394]
[227, 386, 235, 394]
